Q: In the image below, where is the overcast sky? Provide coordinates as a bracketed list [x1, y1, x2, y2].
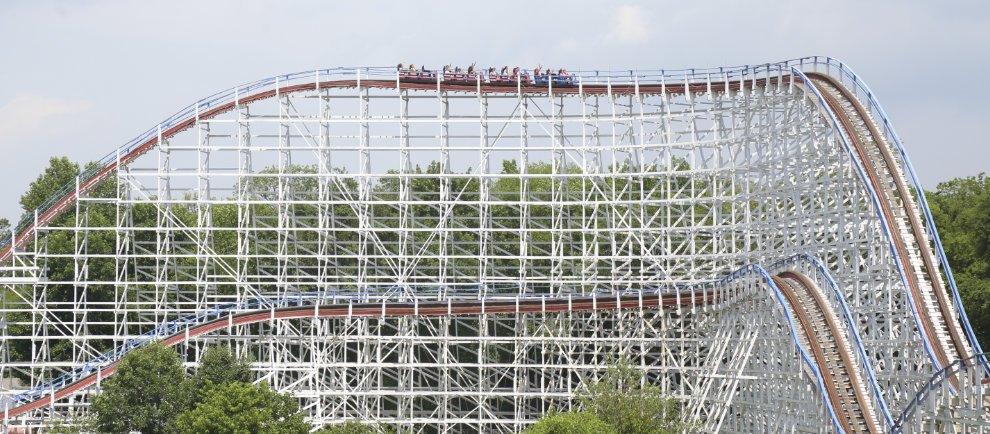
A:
[0, 0, 988, 222]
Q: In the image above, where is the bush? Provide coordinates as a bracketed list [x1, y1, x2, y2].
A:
[580, 360, 683, 434]
[174, 381, 310, 434]
[524, 411, 616, 434]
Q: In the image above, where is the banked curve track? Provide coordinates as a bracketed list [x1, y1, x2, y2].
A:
[1, 265, 884, 433]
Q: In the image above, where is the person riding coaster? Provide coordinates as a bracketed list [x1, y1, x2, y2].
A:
[396, 62, 574, 86]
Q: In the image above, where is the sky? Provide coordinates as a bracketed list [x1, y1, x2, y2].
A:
[0, 0, 988, 222]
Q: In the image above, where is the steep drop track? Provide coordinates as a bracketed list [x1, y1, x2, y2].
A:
[806, 72, 971, 370]
[773, 272, 881, 433]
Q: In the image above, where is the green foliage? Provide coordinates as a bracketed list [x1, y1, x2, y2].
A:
[19, 156, 80, 216]
[314, 420, 396, 434]
[174, 382, 310, 434]
[528, 359, 684, 434]
[523, 411, 617, 434]
[7, 158, 86, 372]
[192, 345, 254, 398]
[0, 217, 9, 242]
[90, 343, 193, 434]
[928, 173, 990, 348]
[87, 343, 306, 433]
[17, 156, 705, 431]
[579, 359, 684, 434]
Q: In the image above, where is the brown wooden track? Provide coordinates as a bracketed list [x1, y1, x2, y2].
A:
[805, 72, 970, 370]
[5, 270, 883, 427]
[0, 76, 790, 265]
[1, 290, 717, 419]
[773, 271, 880, 433]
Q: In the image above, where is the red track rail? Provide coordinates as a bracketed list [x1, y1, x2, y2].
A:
[0, 76, 790, 265]
[1, 290, 715, 420]
[5, 271, 875, 426]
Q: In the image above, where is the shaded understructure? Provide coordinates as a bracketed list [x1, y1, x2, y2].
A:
[0, 57, 986, 432]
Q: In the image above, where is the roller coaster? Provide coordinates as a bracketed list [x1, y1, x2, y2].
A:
[0, 56, 987, 432]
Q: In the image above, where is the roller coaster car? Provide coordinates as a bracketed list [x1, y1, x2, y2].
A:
[397, 71, 575, 87]
[532, 75, 577, 87]
[486, 73, 530, 86]
[440, 73, 477, 85]
[398, 71, 438, 83]
[399, 71, 484, 85]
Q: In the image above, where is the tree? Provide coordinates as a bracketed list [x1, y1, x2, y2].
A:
[19, 156, 80, 217]
[523, 411, 616, 434]
[191, 345, 254, 398]
[90, 342, 193, 434]
[580, 359, 683, 434]
[174, 381, 310, 434]
[928, 173, 990, 348]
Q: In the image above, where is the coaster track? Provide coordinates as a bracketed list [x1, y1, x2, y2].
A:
[805, 72, 972, 370]
[0, 57, 982, 432]
[2, 265, 884, 434]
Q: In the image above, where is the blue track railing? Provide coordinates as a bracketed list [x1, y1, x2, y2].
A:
[808, 57, 987, 371]
[890, 352, 990, 432]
